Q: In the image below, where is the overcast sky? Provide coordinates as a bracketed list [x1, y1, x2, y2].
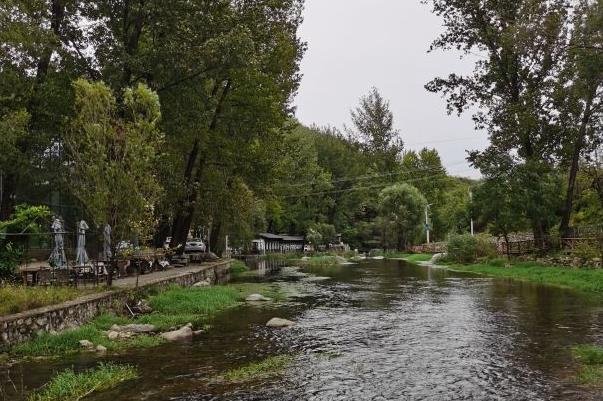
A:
[294, 0, 490, 178]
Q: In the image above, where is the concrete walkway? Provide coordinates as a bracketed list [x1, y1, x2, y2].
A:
[112, 262, 227, 289]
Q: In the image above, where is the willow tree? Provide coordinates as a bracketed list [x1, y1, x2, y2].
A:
[378, 184, 427, 250]
[65, 79, 163, 240]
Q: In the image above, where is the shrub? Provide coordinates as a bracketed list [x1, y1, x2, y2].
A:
[475, 234, 498, 259]
[446, 234, 478, 264]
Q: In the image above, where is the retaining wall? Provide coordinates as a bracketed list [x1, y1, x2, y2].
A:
[0, 261, 231, 347]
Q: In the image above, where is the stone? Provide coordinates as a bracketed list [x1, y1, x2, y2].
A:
[96, 345, 107, 353]
[194, 279, 211, 287]
[245, 294, 272, 302]
[110, 324, 157, 334]
[79, 339, 94, 349]
[193, 330, 204, 336]
[160, 326, 194, 342]
[266, 318, 295, 328]
[107, 331, 119, 340]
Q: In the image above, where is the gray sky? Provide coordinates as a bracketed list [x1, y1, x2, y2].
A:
[294, 0, 490, 178]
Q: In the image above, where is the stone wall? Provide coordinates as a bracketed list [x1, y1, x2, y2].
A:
[0, 261, 231, 348]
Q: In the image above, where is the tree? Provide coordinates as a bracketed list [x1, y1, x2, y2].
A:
[556, 0, 603, 238]
[425, 0, 574, 248]
[378, 184, 427, 250]
[349, 87, 404, 173]
[65, 79, 163, 241]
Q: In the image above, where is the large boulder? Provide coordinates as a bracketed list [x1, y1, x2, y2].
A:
[160, 325, 194, 342]
[266, 318, 295, 328]
[110, 324, 157, 334]
[246, 294, 272, 302]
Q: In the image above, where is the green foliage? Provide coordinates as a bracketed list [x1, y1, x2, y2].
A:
[572, 345, 603, 385]
[0, 205, 51, 280]
[449, 262, 603, 294]
[28, 363, 137, 401]
[446, 234, 479, 264]
[230, 260, 249, 277]
[0, 286, 97, 316]
[378, 184, 427, 250]
[221, 355, 293, 382]
[66, 80, 163, 241]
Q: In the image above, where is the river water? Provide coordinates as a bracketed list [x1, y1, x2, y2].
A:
[3, 259, 603, 400]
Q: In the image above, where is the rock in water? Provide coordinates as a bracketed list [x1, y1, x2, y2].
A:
[79, 340, 94, 349]
[160, 326, 194, 342]
[246, 294, 272, 302]
[96, 345, 107, 353]
[110, 324, 157, 334]
[266, 318, 295, 328]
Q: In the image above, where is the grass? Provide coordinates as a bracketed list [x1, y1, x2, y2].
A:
[0, 285, 100, 316]
[572, 345, 603, 385]
[221, 355, 293, 382]
[300, 255, 343, 267]
[12, 313, 163, 357]
[137, 285, 241, 330]
[28, 363, 137, 401]
[447, 262, 603, 294]
[370, 251, 433, 262]
[230, 260, 249, 277]
[13, 286, 243, 357]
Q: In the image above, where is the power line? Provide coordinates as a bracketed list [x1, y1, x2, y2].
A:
[282, 168, 474, 199]
[277, 160, 469, 189]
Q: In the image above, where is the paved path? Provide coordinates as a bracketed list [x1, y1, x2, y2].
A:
[112, 262, 226, 289]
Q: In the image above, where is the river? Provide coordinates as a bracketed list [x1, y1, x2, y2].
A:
[3, 259, 603, 400]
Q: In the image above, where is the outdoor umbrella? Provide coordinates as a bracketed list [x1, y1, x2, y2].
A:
[103, 224, 112, 261]
[49, 217, 67, 269]
[75, 220, 89, 266]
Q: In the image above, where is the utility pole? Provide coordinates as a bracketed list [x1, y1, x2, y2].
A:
[425, 204, 432, 244]
[469, 189, 475, 236]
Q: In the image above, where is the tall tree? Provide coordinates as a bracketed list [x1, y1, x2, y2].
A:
[556, 0, 603, 237]
[65, 79, 163, 240]
[378, 183, 427, 250]
[425, 0, 574, 247]
[349, 87, 404, 173]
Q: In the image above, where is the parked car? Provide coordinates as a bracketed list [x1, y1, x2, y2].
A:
[185, 239, 206, 253]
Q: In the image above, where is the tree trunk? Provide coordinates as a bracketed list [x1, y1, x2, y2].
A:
[210, 220, 222, 255]
[559, 95, 594, 240]
[0, 173, 16, 220]
[170, 80, 231, 251]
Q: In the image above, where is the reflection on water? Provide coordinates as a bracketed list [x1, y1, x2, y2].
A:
[2, 259, 603, 401]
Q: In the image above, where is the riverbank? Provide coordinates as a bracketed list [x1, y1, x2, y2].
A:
[445, 261, 603, 295]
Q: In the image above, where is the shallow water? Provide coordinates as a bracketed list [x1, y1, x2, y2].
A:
[2, 259, 603, 400]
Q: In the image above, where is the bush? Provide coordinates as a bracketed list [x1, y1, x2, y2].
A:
[475, 233, 498, 259]
[446, 234, 478, 264]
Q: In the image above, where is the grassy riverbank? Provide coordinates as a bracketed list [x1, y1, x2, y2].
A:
[0, 285, 101, 316]
[448, 262, 603, 294]
[28, 363, 137, 401]
[572, 345, 603, 385]
[10, 283, 278, 358]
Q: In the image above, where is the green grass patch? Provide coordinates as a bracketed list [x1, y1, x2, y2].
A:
[572, 345, 603, 385]
[227, 282, 285, 302]
[221, 355, 293, 382]
[0, 285, 100, 316]
[230, 260, 249, 277]
[448, 262, 603, 294]
[300, 255, 342, 267]
[12, 313, 163, 357]
[28, 363, 137, 401]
